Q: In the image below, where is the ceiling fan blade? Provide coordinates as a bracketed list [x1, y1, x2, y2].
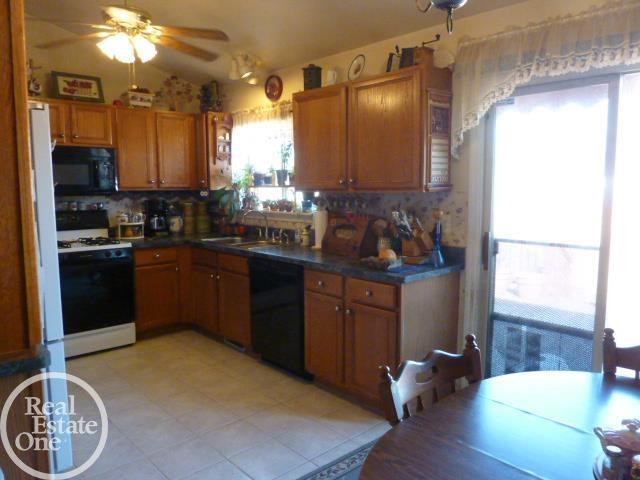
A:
[153, 25, 229, 41]
[36, 32, 110, 49]
[26, 19, 115, 31]
[148, 35, 219, 61]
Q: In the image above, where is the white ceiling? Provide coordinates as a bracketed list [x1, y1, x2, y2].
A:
[26, 0, 527, 84]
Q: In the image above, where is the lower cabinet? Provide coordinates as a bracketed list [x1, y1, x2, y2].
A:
[305, 292, 344, 385]
[191, 264, 219, 333]
[344, 302, 398, 401]
[135, 263, 180, 333]
[218, 269, 252, 349]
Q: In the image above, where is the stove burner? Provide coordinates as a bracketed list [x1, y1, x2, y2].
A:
[57, 241, 72, 249]
[76, 237, 121, 246]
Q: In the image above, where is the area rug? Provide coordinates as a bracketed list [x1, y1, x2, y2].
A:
[300, 441, 377, 480]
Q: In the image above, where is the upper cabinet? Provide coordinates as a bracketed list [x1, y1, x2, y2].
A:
[292, 51, 452, 192]
[156, 112, 196, 189]
[349, 69, 422, 190]
[293, 86, 348, 190]
[47, 100, 115, 147]
[116, 108, 157, 190]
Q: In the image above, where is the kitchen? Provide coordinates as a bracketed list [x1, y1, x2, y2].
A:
[2, 1, 640, 480]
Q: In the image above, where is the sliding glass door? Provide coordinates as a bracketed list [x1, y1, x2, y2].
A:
[484, 76, 624, 377]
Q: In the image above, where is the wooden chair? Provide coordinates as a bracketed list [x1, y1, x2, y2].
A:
[603, 328, 640, 380]
[379, 334, 483, 425]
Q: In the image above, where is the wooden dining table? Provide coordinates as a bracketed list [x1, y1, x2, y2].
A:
[360, 371, 640, 480]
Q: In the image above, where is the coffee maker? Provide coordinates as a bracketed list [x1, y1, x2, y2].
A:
[144, 199, 169, 236]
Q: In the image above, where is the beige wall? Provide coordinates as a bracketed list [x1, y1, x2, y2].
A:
[226, 0, 600, 112]
[25, 20, 199, 112]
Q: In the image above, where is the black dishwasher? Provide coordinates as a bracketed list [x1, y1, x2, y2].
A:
[249, 258, 306, 376]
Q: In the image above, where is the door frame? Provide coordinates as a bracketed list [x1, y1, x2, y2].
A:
[480, 73, 623, 374]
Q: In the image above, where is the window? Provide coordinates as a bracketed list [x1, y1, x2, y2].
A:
[231, 102, 296, 206]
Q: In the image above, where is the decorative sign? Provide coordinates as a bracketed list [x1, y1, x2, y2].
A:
[51, 71, 105, 103]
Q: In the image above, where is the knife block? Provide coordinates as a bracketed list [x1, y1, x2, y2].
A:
[322, 214, 379, 258]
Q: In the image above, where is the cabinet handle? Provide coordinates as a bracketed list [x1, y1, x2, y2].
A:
[317, 280, 324, 287]
[72, 134, 79, 139]
[200, 179, 206, 185]
[216, 275, 221, 280]
[148, 179, 156, 184]
[175, 267, 179, 272]
[348, 178, 356, 185]
[365, 289, 373, 297]
[345, 308, 352, 315]
[160, 179, 166, 184]
[154, 253, 160, 259]
[335, 305, 341, 312]
[58, 133, 65, 139]
[338, 178, 345, 185]
[210, 274, 215, 279]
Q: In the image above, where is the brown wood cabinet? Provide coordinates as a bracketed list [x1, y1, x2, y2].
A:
[305, 292, 344, 385]
[45, 99, 115, 147]
[156, 111, 197, 189]
[292, 53, 452, 192]
[191, 264, 219, 333]
[293, 86, 348, 190]
[116, 108, 157, 189]
[203, 112, 233, 190]
[344, 302, 398, 401]
[218, 268, 252, 349]
[303, 268, 460, 406]
[349, 69, 421, 190]
[135, 262, 180, 333]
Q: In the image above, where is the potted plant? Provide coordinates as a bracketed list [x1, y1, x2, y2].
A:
[264, 167, 275, 185]
[276, 142, 293, 186]
[253, 171, 265, 186]
[236, 164, 254, 195]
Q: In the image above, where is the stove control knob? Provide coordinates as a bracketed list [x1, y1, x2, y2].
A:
[104, 251, 112, 258]
[115, 250, 122, 257]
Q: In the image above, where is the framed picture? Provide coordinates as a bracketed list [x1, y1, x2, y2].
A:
[264, 75, 283, 101]
[51, 71, 105, 103]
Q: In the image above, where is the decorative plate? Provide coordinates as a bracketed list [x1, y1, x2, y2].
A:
[348, 54, 366, 81]
[264, 75, 283, 101]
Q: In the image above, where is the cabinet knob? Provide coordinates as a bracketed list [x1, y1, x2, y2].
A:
[200, 179, 206, 185]
[365, 289, 373, 297]
[335, 305, 341, 312]
[160, 179, 166, 184]
[338, 178, 345, 185]
[175, 267, 179, 272]
[317, 280, 324, 287]
[58, 133, 65, 139]
[345, 308, 352, 315]
[72, 134, 79, 139]
[216, 275, 221, 280]
[148, 179, 156, 184]
[348, 178, 356, 184]
[154, 253, 160, 259]
[210, 274, 215, 279]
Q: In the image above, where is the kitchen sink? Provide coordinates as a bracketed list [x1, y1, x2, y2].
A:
[234, 241, 281, 249]
[200, 237, 281, 249]
[200, 237, 245, 244]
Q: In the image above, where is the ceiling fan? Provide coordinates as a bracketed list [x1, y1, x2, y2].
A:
[35, 3, 229, 64]
[416, 0, 468, 34]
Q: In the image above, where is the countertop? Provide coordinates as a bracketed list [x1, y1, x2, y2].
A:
[130, 235, 464, 285]
[0, 344, 50, 378]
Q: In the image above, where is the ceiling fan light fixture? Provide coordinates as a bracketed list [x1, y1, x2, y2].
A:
[97, 32, 135, 63]
[131, 34, 157, 63]
[228, 58, 240, 80]
[416, 0, 468, 34]
[237, 55, 254, 79]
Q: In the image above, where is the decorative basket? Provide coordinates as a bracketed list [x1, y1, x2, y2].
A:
[124, 91, 154, 108]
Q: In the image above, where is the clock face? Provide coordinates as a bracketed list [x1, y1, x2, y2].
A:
[264, 75, 283, 101]
[416, 0, 432, 12]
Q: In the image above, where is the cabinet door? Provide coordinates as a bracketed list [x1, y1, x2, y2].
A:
[345, 302, 398, 401]
[69, 104, 114, 146]
[135, 263, 180, 333]
[305, 291, 344, 385]
[218, 269, 251, 348]
[293, 85, 348, 190]
[116, 108, 157, 190]
[349, 68, 421, 190]
[207, 113, 233, 190]
[48, 101, 70, 144]
[191, 264, 218, 333]
[156, 112, 196, 189]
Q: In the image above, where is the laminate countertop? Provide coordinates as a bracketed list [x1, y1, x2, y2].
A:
[130, 235, 464, 285]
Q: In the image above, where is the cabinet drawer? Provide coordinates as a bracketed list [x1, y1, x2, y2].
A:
[346, 278, 397, 310]
[192, 248, 217, 268]
[305, 270, 343, 297]
[135, 247, 178, 266]
[218, 253, 249, 275]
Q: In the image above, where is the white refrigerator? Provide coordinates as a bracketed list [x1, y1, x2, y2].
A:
[29, 103, 75, 473]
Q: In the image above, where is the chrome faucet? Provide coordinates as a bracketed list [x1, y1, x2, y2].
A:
[242, 210, 269, 239]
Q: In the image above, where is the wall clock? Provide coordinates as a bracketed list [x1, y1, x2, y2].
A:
[265, 75, 283, 101]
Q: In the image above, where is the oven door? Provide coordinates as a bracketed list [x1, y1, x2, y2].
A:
[52, 147, 117, 195]
[59, 251, 134, 335]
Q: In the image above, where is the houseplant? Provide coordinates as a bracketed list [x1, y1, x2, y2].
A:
[276, 141, 293, 186]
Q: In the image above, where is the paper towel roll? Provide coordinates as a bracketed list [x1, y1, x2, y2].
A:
[312, 209, 328, 250]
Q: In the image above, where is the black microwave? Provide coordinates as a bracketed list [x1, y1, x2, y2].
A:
[52, 146, 118, 195]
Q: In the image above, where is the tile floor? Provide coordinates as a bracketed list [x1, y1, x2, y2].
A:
[66, 330, 390, 480]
